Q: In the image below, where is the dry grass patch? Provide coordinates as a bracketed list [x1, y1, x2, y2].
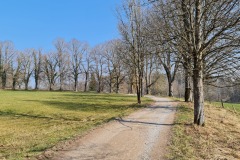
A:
[169, 101, 240, 160]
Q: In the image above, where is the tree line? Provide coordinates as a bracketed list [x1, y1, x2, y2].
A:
[0, 38, 161, 94]
[117, 0, 239, 126]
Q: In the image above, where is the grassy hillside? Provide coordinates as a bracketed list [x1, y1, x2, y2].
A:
[169, 101, 240, 160]
[0, 91, 151, 160]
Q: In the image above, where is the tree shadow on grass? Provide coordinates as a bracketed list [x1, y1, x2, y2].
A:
[61, 94, 139, 102]
[0, 110, 53, 120]
[23, 99, 143, 112]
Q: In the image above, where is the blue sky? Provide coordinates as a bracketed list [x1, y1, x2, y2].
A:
[0, 0, 121, 51]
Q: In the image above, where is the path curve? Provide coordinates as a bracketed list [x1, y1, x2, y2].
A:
[47, 96, 177, 160]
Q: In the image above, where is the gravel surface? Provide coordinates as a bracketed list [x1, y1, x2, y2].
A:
[49, 96, 177, 160]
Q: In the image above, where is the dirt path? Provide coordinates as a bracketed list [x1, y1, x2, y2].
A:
[49, 96, 177, 160]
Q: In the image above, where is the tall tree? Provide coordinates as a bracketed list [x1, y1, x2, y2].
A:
[163, 0, 239, 125]
[118, 0, 146, 104]
[157, 46, 179, 97]
[21, 50, 33, 90]
[68, 39, 87, 92]
[54, 38, 68, 91]
[43, 52, 59, 91]
[91, 45, 106, 93]
[11, 53, 22, 90]
[33, 49, 42, 90]
[0, 41, 15, 89]
[102, 40, 126, 93]
[81, 44, 92, 92]
[148, 0, 239, 125]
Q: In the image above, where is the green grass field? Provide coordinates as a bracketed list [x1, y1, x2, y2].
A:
[211, 101, 240, 113]
[0, 91, 151, 160]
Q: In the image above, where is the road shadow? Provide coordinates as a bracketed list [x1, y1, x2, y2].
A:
[154, 100, 179, 103]
[149, 106, 178, 110]
[115, 117, 188, 126]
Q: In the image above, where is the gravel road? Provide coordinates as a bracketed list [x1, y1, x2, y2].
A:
[50, 96, 177, 160]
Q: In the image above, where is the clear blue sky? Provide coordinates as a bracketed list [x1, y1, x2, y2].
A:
[0, 0, 121, 51]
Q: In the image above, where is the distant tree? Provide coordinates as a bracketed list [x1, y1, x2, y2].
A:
[20, 50, 33, 90]
[81, 45, 92, 92]
[68, 39, 86, 92]
[0, 41, 15, 89]
[54, 38, 69, 91]
[43, 52, 59, 91]
[91, 45, 106, 93]
[102, 40, 125, 93]
[89, 72, 97, 91]
[144, 53, 160, 95]
[103, 42, 115, 93]
[11, 53, 22, 90]
[112, 40, 126, 93]
[32, 49, 42, 90]
[158, 48, 179, 97]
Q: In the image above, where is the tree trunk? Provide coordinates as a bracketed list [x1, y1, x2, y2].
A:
[168, 82, 173, 97]
[109, 83, 112, 93]
[140, 77, 143, 97]
[74, 75, 78, 92]
[116, 76, 119, 94]
[59, 75, 63, 91]
[97, 81, 101, 93]
[2, 71, 6, 89]
[193, 68, 205, 126]
[146, 85, 149, 95]
[84, 72, 88, 92]
[145, 76, 149, 95]
[25, 82, 28, 90]
[12, 79, 16, 90]
[49, 83, 52, 91]
[74, 81, 77, 92]
[128, 81, 133, 94]
[35, 77, 39, 90]
[137, 86, 141, 104]
[184, 69, 192, 102]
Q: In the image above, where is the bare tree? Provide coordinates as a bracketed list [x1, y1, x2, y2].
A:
[112, 40, 126, 93]
[21, 50, 33, 90]
[68, 39, 88, 92]
[0, 41, 15, 89]
[54, 38, 68, 91]
[103, 42, 115, 93]
[155, 0, 240, 125]
[81, 45, 92, 92]
[91, 45, 106, 93]
[118, 0, 146, 104]
[33, 49, 42, 90]
[102, 40, 126, 93]
[144, 53, 160, 95]
[43, 52, 59, 91]
[158, 48, 179, 97]
[11, 52, 22, 90]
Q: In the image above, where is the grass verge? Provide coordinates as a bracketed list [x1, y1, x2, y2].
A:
[0, 91, 151, 160]
[168, 101, 240, 160]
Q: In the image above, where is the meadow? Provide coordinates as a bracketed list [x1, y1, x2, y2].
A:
[212, 101, 240, 113]
[0, 91, 151, 159]
[169, 100, 240, 159]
